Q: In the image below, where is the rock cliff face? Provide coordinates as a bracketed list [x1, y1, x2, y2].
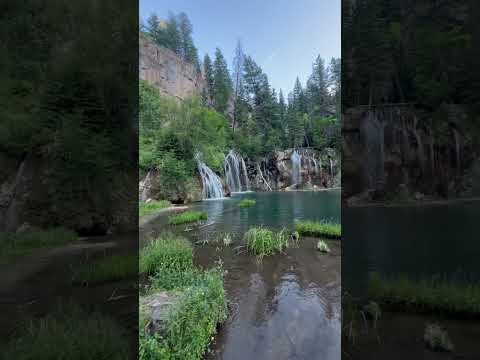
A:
[247, 148, 340, 191]
[139, 33, 206, 101]
[342, 105, 478, 201]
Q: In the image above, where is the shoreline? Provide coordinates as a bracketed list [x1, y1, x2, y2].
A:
[345, 196, 480, 208]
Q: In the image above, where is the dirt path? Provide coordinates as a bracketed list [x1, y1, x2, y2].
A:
[0, 241, 117, 293]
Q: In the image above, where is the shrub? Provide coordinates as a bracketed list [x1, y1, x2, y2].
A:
[238, 199, 256, 208]
[368, 272, 480, 314]
[3, 302, 130, 359]
[0, 227, 77, 263]
[72, 254, 137, 285]
[139, 200, 171, 217]
[168, 210, 207, 225]
[244, 226, 290, 260]
[140, 233, 193, 275]
[294, 219, 341, 238]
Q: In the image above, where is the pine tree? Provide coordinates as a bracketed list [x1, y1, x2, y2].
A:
[177, 12, 200, 69]
[203, 54, 214, 104]
[165, 12, 181, 55]
[212, 48, 233, 115]
[232, 40, 245, 133]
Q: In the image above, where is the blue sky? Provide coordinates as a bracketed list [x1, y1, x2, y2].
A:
[140, 0, 340, 96]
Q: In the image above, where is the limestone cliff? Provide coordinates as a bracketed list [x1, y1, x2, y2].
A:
[139, 33, 206, 101]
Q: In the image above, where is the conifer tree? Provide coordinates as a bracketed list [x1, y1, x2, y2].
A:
[212, 48, 233, 115]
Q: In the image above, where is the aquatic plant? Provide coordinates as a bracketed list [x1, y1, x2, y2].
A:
[316, 239, 331, 253]
[72, 254, 137, 285]
[139, 200, 171, 217]
[294, 219, 341, 238]
[168, 210, 208, 225]
[424, 323, 454, 352]
[368, 272, 480, 314]
[222, 233, 233, 246]
[3, 302, 130, 359]
[244, 226, 290, 260]
[238, 199, 256, 208]
[0, 227, 77, 263]
[140, 232, 193, 275]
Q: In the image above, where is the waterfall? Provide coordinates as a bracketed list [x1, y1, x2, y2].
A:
[224, 150, 249, 192]
[139, 170, 153, 202]
[329, 158, 334, 177]
[291, 149, 302, 185]
[195, 153, 224, 199]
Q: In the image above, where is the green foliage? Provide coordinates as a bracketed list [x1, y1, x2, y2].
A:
[0, 228, 77, 263]
[294, 219, 341, 238]
[368, 272, 480, 315]
[139, 233, 193, 275]
[140, 269, 227, 360]
[72, 254, 137, 284]
[139, 232, 227, 360]
[168, 210, 208, 225]
[2, 302, 130, 360]
[212, 48, 233, 115]
[145, 12, 200, 70]
[238, 199, 256, 208]
[139, 200, 171, 217]
[244, 227, 290, 260]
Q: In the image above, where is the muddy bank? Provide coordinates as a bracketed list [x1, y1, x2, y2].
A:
[344, 310, 480, 360]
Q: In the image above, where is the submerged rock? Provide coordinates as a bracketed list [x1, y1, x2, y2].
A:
[140, 291, 180, 336]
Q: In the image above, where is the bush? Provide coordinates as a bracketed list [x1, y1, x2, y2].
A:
[139, 233, 193, 275]
[72, 254, 137, 285]
[294, 219, 341, 238]
[238, 199, 256, 208]
[368, 272, 480, 314]
[168, 210, 207, 225]
[244, 226, 290, 260]
[0, 228, 77, 263]
[3, 302, 130, 360]
[139, 200, 171, 217]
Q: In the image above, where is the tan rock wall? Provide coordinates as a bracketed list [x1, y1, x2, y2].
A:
[139, 33, 205, 101]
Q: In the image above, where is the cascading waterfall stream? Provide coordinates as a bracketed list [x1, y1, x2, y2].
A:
[291, 150, 302, 185]
[195, 153, 224, 199]
[224, 150, 249, 192]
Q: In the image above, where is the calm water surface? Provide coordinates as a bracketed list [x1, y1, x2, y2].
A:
[143, 190, 341, 360]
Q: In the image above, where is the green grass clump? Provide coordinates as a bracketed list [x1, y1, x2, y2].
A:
[244, 226, 290, 260]
[0, 227, 77, 263]
[368, 272, 480, 315]
[139, 232, 227, 360]
[72, 254, 137, 285]
[294, 219, 341, 238]
[3, 302, 130, 360]
[140, 232, 193, 275]
[168, 210, 207, 225]
[238, 199, 256, 208]
[139, 200, 171, 217]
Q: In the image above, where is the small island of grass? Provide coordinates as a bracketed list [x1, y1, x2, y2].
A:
[238, 199, 256, 208]
[294, 219, 341, 238]
[168, 210, 208, 225]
